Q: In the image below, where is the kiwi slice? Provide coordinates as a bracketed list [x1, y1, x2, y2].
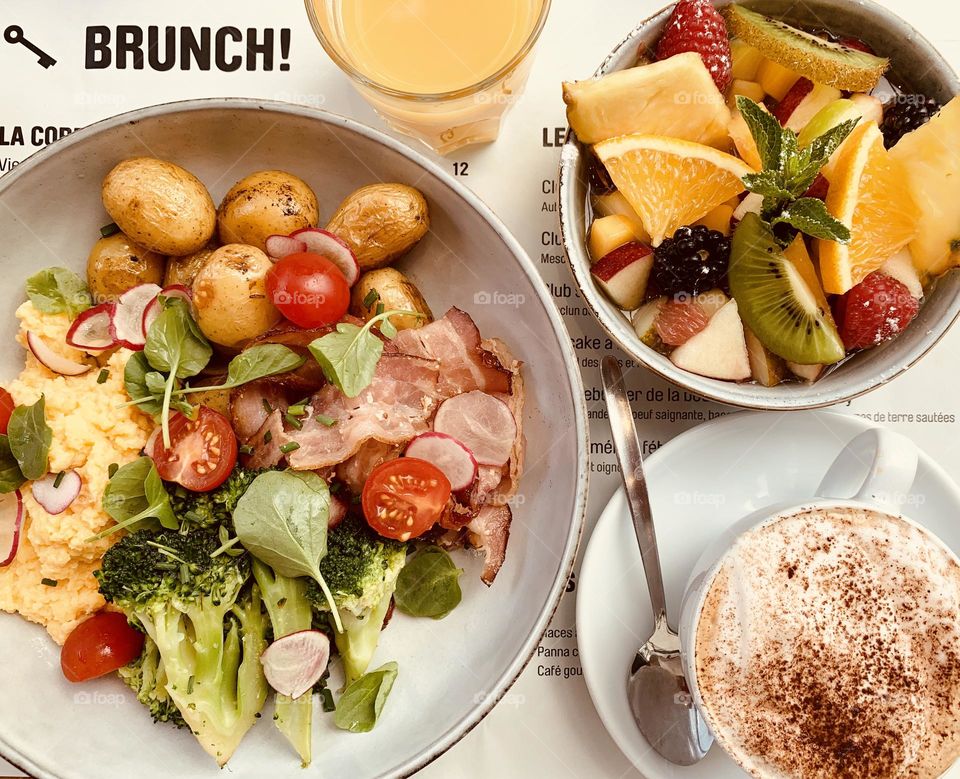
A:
[729, 214, 845, 365]
[724, 5, 889, 92]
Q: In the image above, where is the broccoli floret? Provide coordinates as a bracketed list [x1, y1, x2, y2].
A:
[96, 529, 268, 766]
[305, 516, 407, 684]
[118, 635, 185, 728]
[252, 560, 315, 766]
[169, 467, 260, 530]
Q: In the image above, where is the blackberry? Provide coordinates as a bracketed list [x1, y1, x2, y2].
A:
[881, 95, 941, 149]
[651, 225, 730, 298]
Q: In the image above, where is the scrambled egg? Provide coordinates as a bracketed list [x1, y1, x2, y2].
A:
[0, 303, 151, 644]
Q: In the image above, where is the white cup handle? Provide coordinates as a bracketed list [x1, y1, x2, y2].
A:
[816, 428, 919, 514]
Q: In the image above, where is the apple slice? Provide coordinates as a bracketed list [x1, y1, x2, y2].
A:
[881, 248, 923, 299]
[745, 327, 786, 387]
[591, 242, 653, 311]
[772, 78, 813, 124]
[697, 289, 730, 318]
[589, 215, 643, 263]
[779, 82, 843, 132]
[787, 361, 824, 382]
[670, 299, 751, 380]
[733, 193, 763, 222]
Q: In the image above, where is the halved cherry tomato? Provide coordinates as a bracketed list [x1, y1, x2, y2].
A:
[61, 611, 145, 683]
[266, 252, 350, 328]
[362, 457, 451, 541]
[0, 388, 14, 435]
[148, 406, 237, 492]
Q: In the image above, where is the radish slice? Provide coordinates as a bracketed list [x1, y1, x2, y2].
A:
[288, 228, 360, 286]
[328, 493, 347, 530]
[113, 283, 162, 349]
[265, 234, 307, 260]
[27, 332, 91, 376]
[142, 285, 193, 336]
[433, 391, 517, 467]
[0, 490, 23, 567]
[405, 432, 478, 491]
[260, 630, 331, 699]
[31, 470, 81, 515]
[66, 303, 117, 352]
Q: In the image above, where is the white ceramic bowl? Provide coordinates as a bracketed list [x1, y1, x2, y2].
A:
[0, 99, 588, 779]
[559, 0, 960, 409]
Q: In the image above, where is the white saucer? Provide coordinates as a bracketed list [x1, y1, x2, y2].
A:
[577, 410, 960, 778]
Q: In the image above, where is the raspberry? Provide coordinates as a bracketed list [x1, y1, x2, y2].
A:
[655, 298, 709, 346]
[655, 0, 732, 92]
[804, 174, 830, 201]
[773, 78, 814, 125]
[881, 95, 941, 149]
[833, 272, 919, 351]
[651, 224, 731, 298]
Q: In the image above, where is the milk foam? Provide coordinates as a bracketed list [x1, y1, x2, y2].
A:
[695, 507, 960, 779]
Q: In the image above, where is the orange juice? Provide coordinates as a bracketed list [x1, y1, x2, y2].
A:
[333, 0, 545, 94]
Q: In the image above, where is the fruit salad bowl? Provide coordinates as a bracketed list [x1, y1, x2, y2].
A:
[559, 0, 960, 409]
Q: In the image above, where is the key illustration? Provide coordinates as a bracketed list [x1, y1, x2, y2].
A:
[4, 26, 57, 68]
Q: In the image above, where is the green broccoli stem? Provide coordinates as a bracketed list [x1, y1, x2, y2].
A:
[253, 561, 315, 766]
[334, 587, 394, 686]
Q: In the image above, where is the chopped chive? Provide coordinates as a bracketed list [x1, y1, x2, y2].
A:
[99, 222, 120, 238]
[362, 288, 380, 308]
[187, 675, 195, 695]
[96, 368, 110, 384]
[280, 441, 301, 454]
[287, 404, 307, 417]
[263, 430, 273, 444]
[53, 471, 65, 489]
[284, 413, 303, 430]
[375, 302, 385, 316]
[320, 687, 336, 712]
[108, 463, 119, 478]
[239, 444, 253, 455]
[315, 414, 337, 427]
[40, 578, 58, 587]
[262, 398, 273, 414]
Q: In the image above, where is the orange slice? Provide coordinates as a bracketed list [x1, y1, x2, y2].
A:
[818, 122, 919, 294]
[594, 135, 753, 246]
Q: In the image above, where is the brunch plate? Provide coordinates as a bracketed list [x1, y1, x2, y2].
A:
[0, 99, 588, 779]
[577, 409, 960, 778]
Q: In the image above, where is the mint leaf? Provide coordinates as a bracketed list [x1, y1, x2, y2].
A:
[736, 97, 782, 171]
[771, 198, 851, 243]
[743, 170, 794, 201]
[809, 118, 859, 164]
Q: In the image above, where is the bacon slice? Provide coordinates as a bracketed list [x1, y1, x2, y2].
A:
[336, 439, 402, 495]
[468, 505, 512, 586]
[230, 381, 290, 443]
[392, 307, 511, 397]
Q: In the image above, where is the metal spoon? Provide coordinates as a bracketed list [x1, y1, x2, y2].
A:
[600, 356, 713, 765]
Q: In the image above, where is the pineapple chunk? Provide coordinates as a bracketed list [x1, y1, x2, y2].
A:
[728, 79, 766, 109]
[563, 53, 732, 148]
[696, 204, 735, 236]
[592, 192, 651, 242]
[757, 58, 800, 101]
[889, 96, 960, 277]
[731, 39, 765, 82]
[589, 215, 643, 263]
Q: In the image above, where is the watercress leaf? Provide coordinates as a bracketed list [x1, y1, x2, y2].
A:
[224, 344, 306, 387]
[378, 317, 398, 340]
[808, 117, 859, 166]
[7, 396, 52, 481]
[122, 353, 164, 416]
[143, 462, 178, 529]
[25, 267, 92, 319]
[144, 371, 168, 397]
[394, 546, 462, 619]
[333, 662, 399, 733]
[0, 435, 26, 494]
[309, 323, 384, 399]
[144, 299, 212, 379]
[736, 96, 783, 171]
[771, 198, 851, 243]
[100, 457, 176, 535]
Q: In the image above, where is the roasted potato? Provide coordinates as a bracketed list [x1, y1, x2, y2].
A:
[164, 243, 218, 288]
[326, 184, 429, 271]
[86, 232, 166, 302]
[101, 157, 216, 256]
[192, 244, 281, 348]
[350, 268, 433, 331]
[217, 170, 319, 252]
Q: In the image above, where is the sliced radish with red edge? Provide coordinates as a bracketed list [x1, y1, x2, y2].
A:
[265, 234, 308, 260]
[31, 470, 81, 515]
[113, 283, 162, 350]
[260, 629, 330, 699]
[142, 285, 193, 336]
[288, 228, 360, 286]
[433, 391, 517, 467]
[0, 490, 23, 567]
[66, 303, 117, 352]
[405, 432, 478, 491]
[27, 332, 91, 376]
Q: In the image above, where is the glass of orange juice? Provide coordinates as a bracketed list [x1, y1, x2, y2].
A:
[305, 0, 551, 155]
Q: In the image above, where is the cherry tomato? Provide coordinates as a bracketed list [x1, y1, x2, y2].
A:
[0, 389, 13, 435]
[148, 406, 238, 492]
[61, 611, 145, 683]
[266, 252, 350, 328]
[362, 458, 451, 541]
